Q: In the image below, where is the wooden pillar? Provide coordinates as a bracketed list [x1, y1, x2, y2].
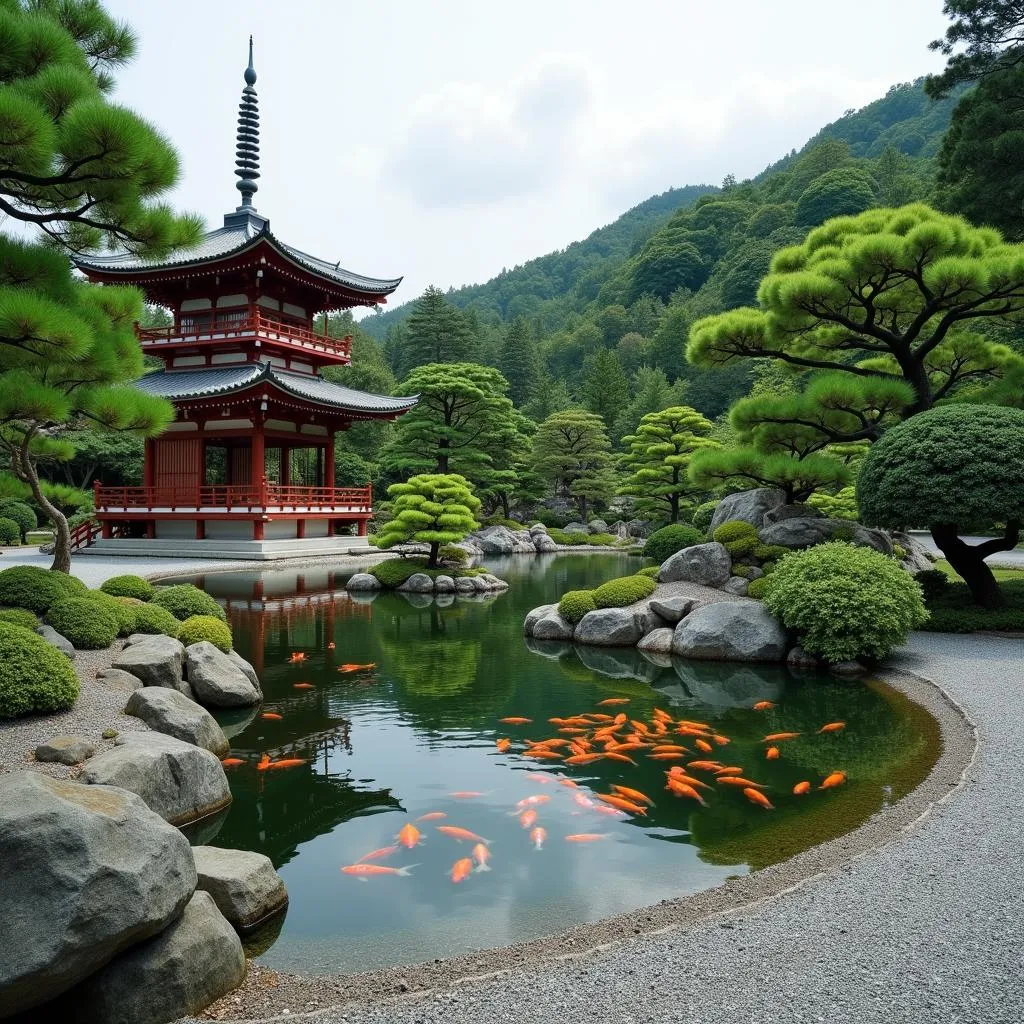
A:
[325, 435, 335, 489]
[296, 519, 305, 539]
[251, 424, 265, 492]
[253, 517, 264, 541]
[280, 446, 290, 486]
[196, 520, 206, 540]
[146, 521, 155, 539]
[357, 518, 368, 537]
[101, 521, 113, 539]
[143, 438, 155, 489]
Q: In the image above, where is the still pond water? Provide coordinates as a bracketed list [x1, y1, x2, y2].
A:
[180, 554, 938, 974]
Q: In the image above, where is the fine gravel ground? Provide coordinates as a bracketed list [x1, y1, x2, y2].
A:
[190, 632, 1022, 1024]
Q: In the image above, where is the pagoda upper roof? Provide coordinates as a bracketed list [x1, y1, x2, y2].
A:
[74, 208, 403, 300]
[135, 361, 418, 416]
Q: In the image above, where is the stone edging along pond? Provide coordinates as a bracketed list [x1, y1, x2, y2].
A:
[195, 663, 976, 1021]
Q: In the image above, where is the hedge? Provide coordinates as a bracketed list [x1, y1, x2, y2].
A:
[0, 518, 20, 545]
[0, 566, 87, 613]
[558, 590, 598, 624]
[151, 584, 226, 622]
[644, 524, 703, 563]
[133, 602, 181, 638]
[178, 615, 233, 652]
[45, 596, 119, 649]
[85, 590, 136, 637]
[0, 622, 80, 719]
[0, 501, 35, 541]
[592, 574, 657, 608]
[0, 607, 39, 631]
[100, 574, 155, 601]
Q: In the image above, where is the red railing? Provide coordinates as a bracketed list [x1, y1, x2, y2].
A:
[69, 519, 102, 551]
[94, 482, 372, 514]
[135, 311, 352, 361]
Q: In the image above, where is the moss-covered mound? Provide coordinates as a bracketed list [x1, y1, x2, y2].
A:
[45, 597, 119, 650]
[644, 524, 703, 563]
[100, 574, 155, 601]
[133, 602, 181, 638]
[558, 590, 598, 624]
[0, 565, 86, 613]
[151, 584, 226, 622]
[593, 574, 657, 608]
[178, 615, 233, 652]
[0, 621, 79, 719]
[84, 590, 136, 637]
[369, 558, 489, 589]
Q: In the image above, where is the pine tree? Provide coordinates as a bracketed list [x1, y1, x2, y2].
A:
[533, 410, 615, 520]
[498, 317, 543, 406]
[401, 287, 476, 372]
[582, 349, 630, 432]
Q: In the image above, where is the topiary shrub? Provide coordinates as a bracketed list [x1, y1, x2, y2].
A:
[0, 622, 80, 719]
[915, 568, 950, 601]
[763, 542, 927, 662]
[635, 565, 660, 579]
[0, 565, 86, 613]
[0, 518, 21, 545]
[45, 596, 119, 650]
[0, 501, 36, 541]
[712, 521, 758, 544]
[133, 602, 181, 637]
[746, 577, 769, 600]
[84, 590, 136, 637]
[644, 524, 704, 563]
[0, 607, 39, 631]
[592, 574, 657, 608]
[692, 501, 718, 534]
[151, 584, 226, 622]
[100, 574, 155, 601]
[178, 615, 233, 652]
[558, 590, 597, 623]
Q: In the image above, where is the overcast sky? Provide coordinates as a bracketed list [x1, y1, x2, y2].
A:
[105, 0, 949, 313]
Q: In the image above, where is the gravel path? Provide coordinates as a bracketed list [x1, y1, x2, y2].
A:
[193, 632, 1022, 1024]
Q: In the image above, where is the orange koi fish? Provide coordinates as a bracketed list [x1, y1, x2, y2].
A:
[766, 746, 780, 760]
[652, 708, 673, 722]
[714, 766, 744, 776]
[526, 772, 553, 784]
[519, 809, 538, 829]
[716, 776, 767, 789]
[666, 780, 708, 806]
[564, 753, 604, 766]
[266, 758, 306, 770]
[572, 792, 596, 809]
[592, 805, 626, 818]
[667, 772, 712, 791]
[416, 812, 447, 822]
[694, 739, 714, 754]
[515, 794, 551, 810]
[818, 722, 846, 734]
[608, 742, 649, 754]
[763, 732, 800, 742]
[256, 754, 271, 771]
[339, 663, 377, 673]
[341, 863, 414, 878]
[397, 824, 423, 849]
[752, 701, 776, 711]
[436, 826, 490, 844]
[820, 771, 847, 789]
[221, 757, 245, 767]
[610, 784, 655, 806]
[529, 738, 571, 749]
[450, 857, 474, 883]
[499, 717, 532, 725]
[471, 843, 491, 872]
[496, 738, 511, 753]
[651, 744, 687, 754]
[327, 641, 336, 650]
[288, 652, 307, 663]
[530, 826, 547, 850]
[793, 781, 812, 795]
[558, 778, 579, 788]
[648, 752, 686, 761]
[565, 833, 608, 843]
[292, 682, 314, 690]
[523, 750, 563, 761]
[743, 787, 774, 809]
[597, 698, 630, 706]
[712, 734, 731, 746]
[449, 791, 486, 799]
[558, 727, 588, 735]
[589, 713, 615, 723]
[357, 845, 398, 863]
[595, 794, 646, 816]
[687, 760, 723, 772]
[613, 713, 629, 725]
[603, 752, 637, 765]
[261, 713, 283, 721]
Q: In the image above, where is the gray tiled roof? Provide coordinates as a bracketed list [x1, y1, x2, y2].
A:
[135, 362, 418, 415]
[74, 211, 402, 296]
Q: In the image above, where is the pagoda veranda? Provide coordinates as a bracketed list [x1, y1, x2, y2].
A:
[73, 40, 417, 559]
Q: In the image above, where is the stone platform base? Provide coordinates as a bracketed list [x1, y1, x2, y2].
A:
[80, 536, 375, 561]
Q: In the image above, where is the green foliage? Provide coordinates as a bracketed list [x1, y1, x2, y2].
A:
[368, 557, 488, 588]
[644, 524, 704, 562]
[763, 543, 928, 662]
[132, 602, 180, 637]
[751, 542, 792, 562]
[0, 565, 85, 612]
[0, 607, 39, 631]
[151, 584, 226, 622]
[0, 518, 20, 545]
[0, 622, 79, 719]
[691, 500, 718, 533]
[619, 406, 718, 522]
[916, 568, 951, 600]
[712, 521, 758, 543]
[100, 574, 154, 601]
[807, 486, 859, 521]
[795, 167, 877, 225]
[178, 615, 233, 652]
[926, 2, 1024, 97]
[45, 596, 118, 649]
[85, 590, 135, 637]
[548, 529, 616, 546]
[0, 501, 35, 541]
[375, 474, 482, 567]
[921, 579, 1024, 631]
[437, 544, 470, 567]
[635, 565, 661, 579]
[592, 574, 657, 608]
[746, 576, 769, 599]
[533, 410, 615, 520]
[582, 348, 631, 430]
[558, 590, 597, 624]
[398, 287, 476, 373]
[690, 447, 850, 504]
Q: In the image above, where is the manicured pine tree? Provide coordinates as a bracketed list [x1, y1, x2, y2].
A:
[533, 409, 615, 520]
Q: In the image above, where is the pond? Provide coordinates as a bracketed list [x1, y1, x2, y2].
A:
[180, 553, 939, 975]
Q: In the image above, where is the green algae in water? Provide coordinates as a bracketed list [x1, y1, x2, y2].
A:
[177, 554, 942, 974]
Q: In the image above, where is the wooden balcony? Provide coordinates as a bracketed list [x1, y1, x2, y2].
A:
[95, 483, 372, 516]
[135, 311, 352, 363]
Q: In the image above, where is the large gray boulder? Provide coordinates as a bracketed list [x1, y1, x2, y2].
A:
[659, 542, 732, 588]
[0, 772, 196, 1017]
[649, 596, 696, 624]
[82, 733, 232, 828]
[454, 576, 478, 594]
[710, 488, 787, 531]
[723, 576, 750, 596]
[226, 650, 260, 690]
[894, 531, 935, 573]
[346, 572, 381, 591]
[36, 624, 74, 659]
[758, 517, 893, 555]
[534, 532, 558, 553]
[111, 635, 188, 693]
[474, 525, 535, 555]
[193, 846, 288, 932]
[397, 572, 434, 593]
[672, 601, 788, 663]
[574, 607, 642, 647]
[524, 603, 557, 635]
[185, 641, 261, 708]
[532, 609, 575, 641]
[637, 627, 674, 654]
[95, 667, 144, 692]
[564, 522, 588, 533]
[433, 574, 456, 592]
[588, 519, 609, 534]
[35, 735, 96, 765]
[53, 890, 244, 1024]
[125, 687, 229, 757]
[762, 502, 822, 526]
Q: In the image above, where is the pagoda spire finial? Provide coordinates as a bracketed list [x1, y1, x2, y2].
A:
[234, 35, 260, 207]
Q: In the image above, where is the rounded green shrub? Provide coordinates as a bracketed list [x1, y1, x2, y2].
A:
[85, 590, 136, 637]
[644, 524, 704, 563]
[151, 584, 226, 622]
[747, 577, 769, 600]
[915, 568, 950, 601]
[713, 520, 760, 558]
[592, 574, 657, 608]
[100, 574, 155, 601]
[133, 602, 181, 637]
[751, 542, 791, 562]
[0, 566, 86, 613]
[0, 607, 39, 631]
[692, 501, 718, 534]
[635, 565, 661, 579]
[0, 622, 79, 719]
[763, 542, 927, 662]
[45, 597, 119, 650]
[178, 615, 233, 652]
[0, 501, 36, 541]
[558, 590, 597, 624]
[0, 518, 20, 545]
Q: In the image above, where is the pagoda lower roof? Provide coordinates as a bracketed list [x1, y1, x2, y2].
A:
[135, 362, 418, 415]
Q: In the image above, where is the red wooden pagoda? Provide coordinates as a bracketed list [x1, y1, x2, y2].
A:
[74, 41, 416, 558]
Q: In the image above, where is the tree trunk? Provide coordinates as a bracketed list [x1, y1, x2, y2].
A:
[427, 540, 440, 569]
[16, 446, 71, 573]
[436, 441, 450, 474]
[931, 522, 1020, 609]
[669, 494, 679, 524]
[500, 492, 510, 519]
[577, 494, 587, 520]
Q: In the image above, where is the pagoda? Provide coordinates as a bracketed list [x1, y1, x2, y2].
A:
[75, 41, 417, 559]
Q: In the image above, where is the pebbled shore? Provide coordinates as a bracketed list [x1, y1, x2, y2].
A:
[190, 632, 1024, 1024]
